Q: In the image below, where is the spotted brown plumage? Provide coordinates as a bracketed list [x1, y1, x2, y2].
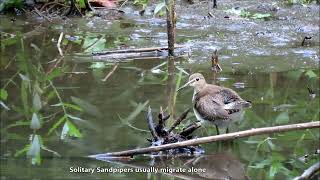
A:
[178, 73, 251, 134]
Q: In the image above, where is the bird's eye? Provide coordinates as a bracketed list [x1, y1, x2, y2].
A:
[196, 78, 199, 81]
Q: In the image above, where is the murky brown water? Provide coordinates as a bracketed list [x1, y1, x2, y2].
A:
[1, 0, 319, 179]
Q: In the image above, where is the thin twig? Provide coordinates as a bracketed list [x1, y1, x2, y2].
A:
[33, 7, 52, 22]
[57, 32, 64, 56]
[88, 121, 320, 158]
[101, 63, 119, 82]
[293, 162, 320, 180]
[168, 108, 190, 133]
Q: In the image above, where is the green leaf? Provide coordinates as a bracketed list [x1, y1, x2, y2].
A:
[51, 103, 83, 112]
[46, 68, 63, 81]
[47, 115, 67, 135]
[269, 162, 281, 177]
[77, 0, 86, 8]
[275, 112, 289, 124]
[67, 120, 82, 138]
[4, 120, 29, 130]
[154, 1, 165, 16]
[61, 120, 82, 140]
[64, 103, 83, 111]
[0, 89, 8, 100]
[30, 113, 41, 130]
[250, 159, 271, 169]
[14, 145, 30, 157]
[286, 69, 304, 80]
[305, 70, 317, 79]
[32, 93, 42, 111]
[21, 80, 29, 117]
[252, 13, 272, 19]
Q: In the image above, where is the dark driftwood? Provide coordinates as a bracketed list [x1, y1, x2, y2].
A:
[88, 121, 320, 158]
[293, 162, 320, 180]
[168, 108, 190, 133]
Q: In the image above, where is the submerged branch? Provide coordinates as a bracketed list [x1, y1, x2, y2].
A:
[293, 162, 320, 180]
[88, 121, 320, 158]
[146, 106, 159, 140]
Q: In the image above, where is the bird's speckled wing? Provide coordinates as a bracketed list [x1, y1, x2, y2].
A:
[194, 94, 229, 122]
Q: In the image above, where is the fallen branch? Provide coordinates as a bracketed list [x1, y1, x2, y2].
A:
[88, 121, 320, 158]
[91, 45, 184, 55]
[293, 162, 320, 180]
[101, 63, 118, 82]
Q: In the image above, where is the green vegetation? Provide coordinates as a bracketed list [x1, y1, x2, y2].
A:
[286, 0, 319, 5]
[225, 8, 273, 20]
[1, 34, 85, 165]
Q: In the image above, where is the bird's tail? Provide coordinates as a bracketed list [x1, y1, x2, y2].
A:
[224, 100, 251, 110]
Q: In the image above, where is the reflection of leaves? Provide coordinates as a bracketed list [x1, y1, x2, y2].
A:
[119, 100, 149, 124]
[242, 110, 264, 127]
[71, 96, 102, 118]
[83, 37, 106, 52]
[286, 69, 304, 81]
[294, 134, 305, 156]
[90, 62, 106, 69]
[269, 162, 281, 177]
[275, 112, 289, 124]
[250, 159, 271, 168]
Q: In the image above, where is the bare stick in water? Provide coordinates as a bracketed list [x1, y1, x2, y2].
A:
[88, 121, 320, 158]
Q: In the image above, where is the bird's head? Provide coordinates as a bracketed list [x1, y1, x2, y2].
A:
[177, 73, 206, 91]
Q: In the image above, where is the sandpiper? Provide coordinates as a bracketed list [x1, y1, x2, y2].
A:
[178, 73, 251, 134]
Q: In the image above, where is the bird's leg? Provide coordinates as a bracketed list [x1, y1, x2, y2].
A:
[213, 0, 217, 8]
[215, 125, 220, 135]
[226, 127, 229, 134]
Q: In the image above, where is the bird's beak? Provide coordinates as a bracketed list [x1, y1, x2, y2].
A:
[177, 79, 195, 92]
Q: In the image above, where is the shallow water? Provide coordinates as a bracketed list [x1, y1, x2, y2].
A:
[1, 0, 319, 179]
